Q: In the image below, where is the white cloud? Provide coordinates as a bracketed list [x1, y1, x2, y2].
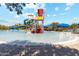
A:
[6, 19, 22, 26]
[15, 15, 20, 18]
[69, 17, 79, 24]
[47, 14, 50, 17]
[52, 14, 56, 17]
[65, 7, 71, 11]
[13, 3, 45, 21]
[60, 13, 66, 15]
[9, 12, 14, 14]
[73, 17, 79, 22]
[1, 3, 5, 7]
[24, 3, 45, 12]
[34, 3, 46, 12]
[38, 3, 45, 9]
[55, 7, 59, 11]
[24, 3, 36, 9]
[46, 14, 57, 17]
[65, 3, 75, 11]
[66, 3, 75, 7]
[14, 12, 35, 20]
[0, 18, 22, 26]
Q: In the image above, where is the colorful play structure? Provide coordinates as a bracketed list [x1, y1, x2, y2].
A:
[24, 9, 44, 33]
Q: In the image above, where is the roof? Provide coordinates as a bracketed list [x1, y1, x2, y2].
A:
[58, 23, 70, 28]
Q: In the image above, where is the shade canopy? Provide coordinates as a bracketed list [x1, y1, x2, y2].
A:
[58, 23, 70, 28]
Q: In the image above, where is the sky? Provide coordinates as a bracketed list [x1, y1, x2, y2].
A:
[0, 3, 79, 26]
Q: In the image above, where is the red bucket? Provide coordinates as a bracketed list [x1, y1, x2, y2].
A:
[38, 9, 44, 16]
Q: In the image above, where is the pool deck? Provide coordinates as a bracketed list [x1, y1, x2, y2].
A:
[1, 39, 79, 50]
[0, 38, 79, 56]
[52, 33, 79, 50]
[63, 40, 79, 50]
[57, 39, 79, 50]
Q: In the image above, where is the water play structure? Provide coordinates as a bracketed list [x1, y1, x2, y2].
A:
[35, 9, 44, 33]
[24, 9, 44, 33]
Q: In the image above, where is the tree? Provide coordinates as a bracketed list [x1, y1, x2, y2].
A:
[0, 3, 36, 15]
[52, 22, 59, 31]
[5, 3, 26, 15]
[0, 25, 10, 30]
[70, 24, 78, 32]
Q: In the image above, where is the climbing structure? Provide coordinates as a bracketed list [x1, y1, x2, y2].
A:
[34, 9, 44, 33]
